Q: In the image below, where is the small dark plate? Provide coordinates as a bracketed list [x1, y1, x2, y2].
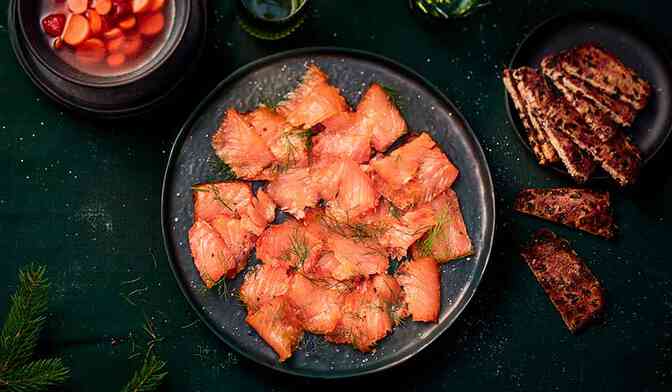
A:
[161, 48, 495, 378]
[506, 12, 672, 179]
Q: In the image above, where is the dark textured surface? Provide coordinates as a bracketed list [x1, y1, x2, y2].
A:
[162, 49, 494, 377]
[1, 0, 671, 391]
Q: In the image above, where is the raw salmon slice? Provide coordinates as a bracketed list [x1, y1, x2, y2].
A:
[277, 65, 348, 129]
[192, 181, 254, 222]
[239, 263, 291, 312]
[357, 84, 407, 152]
[246, 296, 304, 362]
[396, 257, 440, 322]
[255, 218, 324, 269]
[379, 203, 436, 259]
[210, 216, 256, 275]
[311, 111, 372, 164]
[324, 160, 379, 221]
[286, 273, 344, 334]
[239, 189, 277, 236]
[245, 107, 311, 175]
[265, 167, 320, 219]
[212, 109, 276, 180]
[372, 273, 409, 324]
[371, 133, 459, 210]
[326, 234, 388, 281]
[412, 190, 473, 262]
[188, 221, 237, 287]
[325, 279, 393, 352]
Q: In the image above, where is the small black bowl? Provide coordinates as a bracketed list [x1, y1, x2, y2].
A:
[8, 0, 207, 118]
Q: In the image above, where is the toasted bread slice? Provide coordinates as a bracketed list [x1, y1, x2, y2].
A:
[520, 229, 605, 333]
[557, 43, 651, 111]
[514, 188, 615, 238]
[512, 67, 596, 183]
[503, 68, 559, 165]
[542, 54, 636, 128]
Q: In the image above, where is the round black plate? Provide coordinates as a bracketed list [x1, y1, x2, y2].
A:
[506, 13, 672, 178]
[162, 48, 495, 378]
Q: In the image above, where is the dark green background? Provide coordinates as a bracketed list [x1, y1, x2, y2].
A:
[1, 0, 670, 390]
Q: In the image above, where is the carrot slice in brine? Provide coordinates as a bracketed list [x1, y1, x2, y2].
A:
[67, 0, 88, 14]
[103, 27, 123, 40]
[62, 14, 90, 46]
[132, 0, 152, 13]
[88, 10, 104, 36]
[106, 53, 127, 68]
[76, 38, 106, 65]
[121, 34, 143, 57]
[138, 12, 165, 37]
[106, 35, 125, 52]
[118, 16, 137, 30]
[95, 0, 113, 15]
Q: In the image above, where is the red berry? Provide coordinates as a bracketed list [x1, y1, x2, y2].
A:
[41, 13, 66, 37]
[110, 0, 132, 21]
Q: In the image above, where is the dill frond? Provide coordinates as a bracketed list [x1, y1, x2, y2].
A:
[378, 83, 405, 110]
[319, 213, 387, 243]
[191, 185, 234, 213]
[119, 354, 167, 392]
[208, 157, 237, 181]
[282, 229, 310, 271]
[418, 208, 450, 257]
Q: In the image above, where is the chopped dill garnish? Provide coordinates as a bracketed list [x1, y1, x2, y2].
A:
[191, 184, 234, 213]
[389, 204, 403, 219]
[208, 157, 237, 181]
[319, 213, 387, 243]
[418, 208, 450, 256]
[282, 229, 310, 271]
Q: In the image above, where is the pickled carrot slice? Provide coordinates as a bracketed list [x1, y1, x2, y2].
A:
[121, 34, 143, 57]
[132, 0, 152, 13]
[88, 10, 104, 36]
[67, 0, 88, 14]
[118, 16, 137, 30]
[138, 12, 164, 37]
[106, 36, 125, 52]
[106, 53, 127, 68]
[103, 27, 123, 40]
[149, 0, 165, 12]
[95, 0, 113, 16]
[62, 14, 90, 46]
[76, 38, 106, 65]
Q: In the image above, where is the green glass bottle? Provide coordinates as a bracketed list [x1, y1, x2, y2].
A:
[237, 0, 309, 40]
[409, 0, 490, 19]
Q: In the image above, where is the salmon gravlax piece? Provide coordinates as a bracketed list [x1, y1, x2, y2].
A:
[239, 189, 277, 236]
[239, 263, 291, 312]
[277, 65, 348, 129]
[246, 296, 304, 362]
[378, 203, 436, 259]
[192, 182, 255, 222]
[210, 216, 256, 275]
[371, 133, 459, 210]
[188, 221, 237, 288]
[372, 273, 409, 324]
[212, 109, 276, 180]
[357, 84, 407, 152]
[324, 160, 379, 221]
[396, 257, 440, 322]
[326, 234, 389, 281]
[255, 218, 324, 269]
[326, 279, 394, 351]
[265, 167, 320, 219]
[245, 107, 312, 176]
[412, 190, 473, 262]
[311, 111, 372, 164]
[286, 273, 345, 334]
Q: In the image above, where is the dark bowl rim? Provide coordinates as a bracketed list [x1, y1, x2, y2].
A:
[240, 0, 310, 23]
[160, 47, 496, 379]
[15, 0, 190, 88]
[504, 10, 672, 180]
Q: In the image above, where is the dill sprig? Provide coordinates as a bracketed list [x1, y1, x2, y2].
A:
[319, 213, 387, 243]
[418, 208, 450, 257]
[191, 185, 234, 213]
[0, 264, 70, 392]
[119, 354, 167, 392]
[282, 230, 310, 271]
[208, 157, 237, 181]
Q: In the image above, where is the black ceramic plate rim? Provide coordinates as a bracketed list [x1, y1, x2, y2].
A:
[504, 11, 672, 178]
[7, 0, 207, 117]
[161, 47, 495, 379]
[14, 0, 190, 88]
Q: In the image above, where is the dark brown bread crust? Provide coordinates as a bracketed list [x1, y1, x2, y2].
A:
[558, 43, 651, 111]
[514, 188, 615, 238]
[503, 69, 559, 165]
[512, 67, 596, 183]
[520, 229, 605, 333]
[542, 54, 636, 128]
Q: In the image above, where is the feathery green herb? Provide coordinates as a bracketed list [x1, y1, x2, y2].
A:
[0, 264, 70, 392]
[418, 208, 450, 256]
[208, 157, 237, 181]
[119, 355, 167, 392]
